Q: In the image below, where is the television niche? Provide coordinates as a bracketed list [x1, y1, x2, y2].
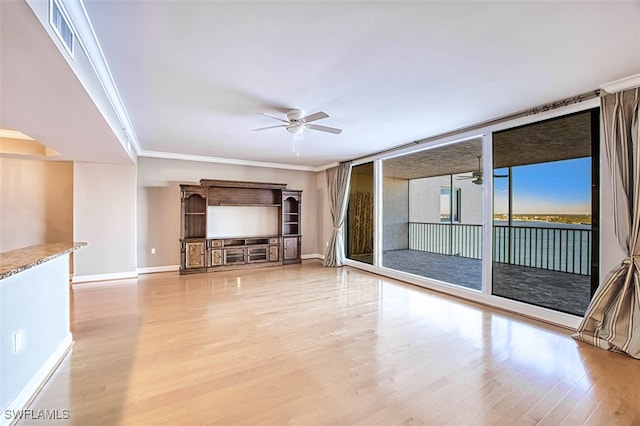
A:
[207, 206, 279, 238]
[179, 179, 302, 274]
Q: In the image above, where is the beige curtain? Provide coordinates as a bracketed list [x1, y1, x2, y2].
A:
[324, 162, 352, 267]
[573, 87, 640, 358]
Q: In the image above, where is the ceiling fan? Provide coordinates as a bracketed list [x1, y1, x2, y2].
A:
[457, 155, 483, 185]
[252, 109, 342, 135]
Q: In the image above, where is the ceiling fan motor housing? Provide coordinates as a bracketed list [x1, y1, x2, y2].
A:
[286, 109, 303, 121]
[252, 109, 341, 135]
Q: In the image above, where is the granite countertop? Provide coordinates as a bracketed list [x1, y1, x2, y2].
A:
[0, 242, 87, 280]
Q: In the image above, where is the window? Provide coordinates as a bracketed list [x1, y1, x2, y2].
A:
[440, 187, 461, 223]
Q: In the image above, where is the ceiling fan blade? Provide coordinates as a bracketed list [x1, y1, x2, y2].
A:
[456, 175, 474, 180]
[300, 112, 329, 123]
[252, 124, 287, 131]
[306, 123, 342, 134]
[261, 113, 290, 123]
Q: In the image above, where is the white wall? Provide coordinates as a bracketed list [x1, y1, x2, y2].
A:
[73, 162, 137, 278]
[316, 171, 333, 258]
[136, 157, 324, 269]
[1, 255, 71, 417]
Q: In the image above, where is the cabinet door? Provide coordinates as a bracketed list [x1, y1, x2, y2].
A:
[248, 246, 268, 263]
[269, 245, 279, 261]
[224, 248, 246, 264]
[283, 237, 298, 260]
[185, 241, 205, 269]
[211, 249, 223, 266]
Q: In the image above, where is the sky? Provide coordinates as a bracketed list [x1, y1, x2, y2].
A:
[494, 157, 591, 215]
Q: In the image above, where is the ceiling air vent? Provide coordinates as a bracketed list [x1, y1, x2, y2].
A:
[49, 0, 74, 56]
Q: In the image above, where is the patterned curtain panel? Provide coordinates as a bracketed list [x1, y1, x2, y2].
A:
[350, 191, 374, 255]
[324, 162, 352, 267]
[573, 87, 640, 358]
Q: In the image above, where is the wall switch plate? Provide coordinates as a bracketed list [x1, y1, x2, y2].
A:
[14, 330, 23, 353]
[151, 248, 156, 254]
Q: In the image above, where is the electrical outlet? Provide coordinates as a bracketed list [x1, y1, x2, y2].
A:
[151, 248, 156, 254]
[14, 330, 23, 353]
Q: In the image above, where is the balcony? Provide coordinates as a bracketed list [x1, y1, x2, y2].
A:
[381, 222, 592, 316]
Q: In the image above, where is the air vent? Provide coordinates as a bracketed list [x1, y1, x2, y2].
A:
[49, 0, 74, 56]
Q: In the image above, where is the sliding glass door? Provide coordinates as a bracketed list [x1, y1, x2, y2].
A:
[492, 109, 599, 316]
[343, 107, 600, 320]
[381, 139, 484, 289]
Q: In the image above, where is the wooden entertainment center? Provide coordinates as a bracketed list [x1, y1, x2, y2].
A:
[179, 179, 302, 274]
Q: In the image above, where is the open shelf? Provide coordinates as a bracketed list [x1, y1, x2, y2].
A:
[281, 191, 302, 264]
[182, 191, 207, 240]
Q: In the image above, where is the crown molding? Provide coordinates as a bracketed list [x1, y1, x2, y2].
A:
[139, 149, 337, 172]
[49, 0, 141, 159]
[600, 73, 640, 94]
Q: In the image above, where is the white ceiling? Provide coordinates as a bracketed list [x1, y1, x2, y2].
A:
[0, 1, 132, 164]
[2, 1, 640, 168]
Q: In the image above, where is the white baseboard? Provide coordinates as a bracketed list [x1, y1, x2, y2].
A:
[1, 334, 73, 426]
[137, 265, 180, 274]
[71, 271, 138, 283]
[302, 253, 324, 260]
[139, 260, 325, 276]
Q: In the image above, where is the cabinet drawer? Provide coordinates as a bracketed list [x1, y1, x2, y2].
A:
[269, 238, 279, 245]
[211, 240, 223, 248]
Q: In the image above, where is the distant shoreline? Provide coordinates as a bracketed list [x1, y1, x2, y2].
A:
[493, 214, 591, 226]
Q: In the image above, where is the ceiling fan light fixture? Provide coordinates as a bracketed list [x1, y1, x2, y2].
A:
[286, 125, 304, 135]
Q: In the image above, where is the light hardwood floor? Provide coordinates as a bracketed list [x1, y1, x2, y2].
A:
[20, 260, 640, 425]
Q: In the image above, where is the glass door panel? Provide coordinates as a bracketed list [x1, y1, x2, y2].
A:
[347, 162, 375, 264]
[492, 109, 598, 316]
[382, 140, 484, 290]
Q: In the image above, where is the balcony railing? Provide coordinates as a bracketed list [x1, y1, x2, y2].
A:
[408, 222, 591, 276]
[409, 222, 483, 259]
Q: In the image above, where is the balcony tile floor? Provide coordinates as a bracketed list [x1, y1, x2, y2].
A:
[381, 249, 591, 316]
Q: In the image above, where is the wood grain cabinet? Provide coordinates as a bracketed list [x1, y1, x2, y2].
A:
[182, 240, 206, 271]
[208, 239, 223, 267]
[269, 237, 280, 261]
[181, 186, 207, 239]
[180, 186, 208, 272]
[179, 180, 301, 274]
[281, 190, 302, 264]
[283, 237, 300, 262]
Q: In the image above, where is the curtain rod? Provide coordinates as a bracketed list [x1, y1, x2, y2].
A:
[351, 89, 601, 163]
